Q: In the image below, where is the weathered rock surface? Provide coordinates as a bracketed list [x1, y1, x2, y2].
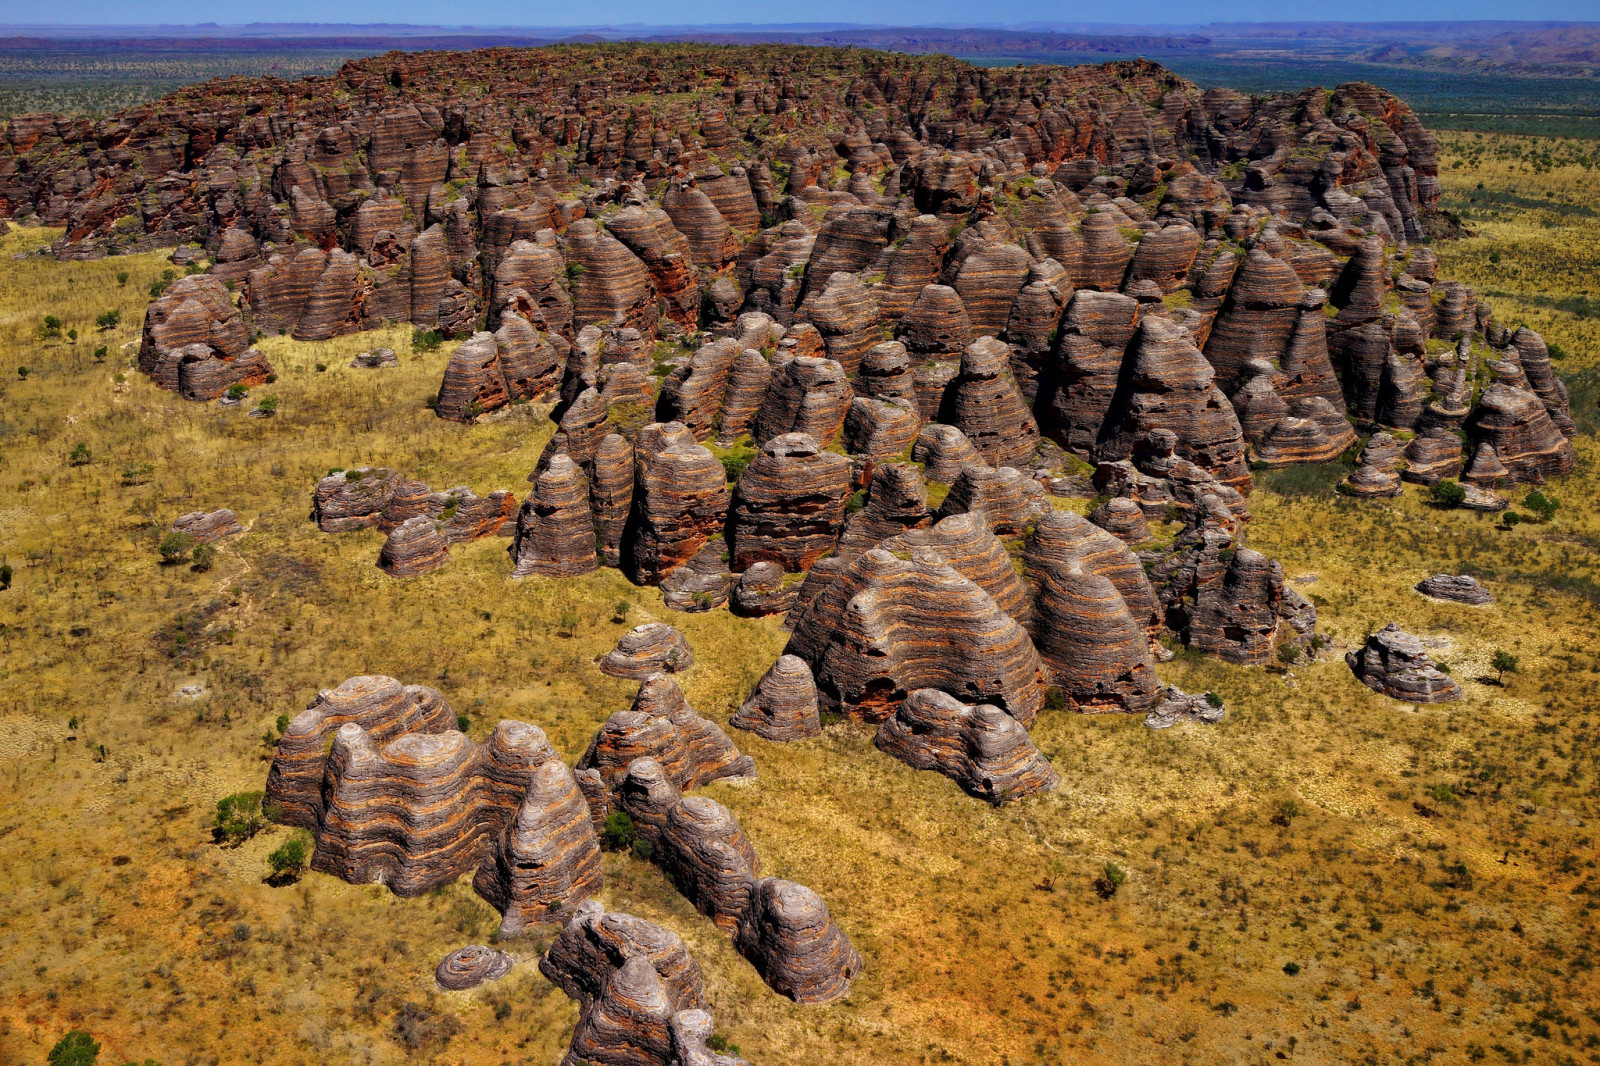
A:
[600, 623, 695, 680]
[377, 515, 451, 577]
[753, 356, 852, 448]
[911, 423, 982, 484]
[510, 455, 597, 577]
[1098, 317, 1251, 492]
[731, 561, 797, 617]
[435, 945, 514, 991]
[171, 508, 242, 544]
[874, 688, 1058, 804]
[1415, 574, 1492, 606]
[732, 655, 822, 741]
[733, 877, 863, 1005]
[266, 675, 457, 829]
[940, 338, 1040, 469]
[785, 547, 1044, 725]
[1347, 623, 1462, 703]
[1144, 685, 1224, 729]
[934, 463, 1047, 535]
[475, 758, 605, 934]
[629, 423, 731, 585]
[579, 675, 755, 791]
[730, 433, 851, 571]
[309, 718, 555, 896]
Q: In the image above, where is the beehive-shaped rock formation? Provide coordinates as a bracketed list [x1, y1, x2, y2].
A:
[785, 548, 1044, 725]
[874, 688, 1058, 804]
[934, 464, 1047, 535]
[731, 655, 822, 741]
[731, 561, 797, 617]
[730, 433, 851, 571]
[629, 423, 732, 585]
[578, 675, 756, 791]
[601, 623, 695, 680]
[1099, 317, 1250, 492]
[940, 338, 1040, 469]
[310, 719, 555, 896]
[753, 356, 852, 447]
[377, 515, 451, 577]
[266, 675, 457, 828]
[474, 759, 604, 934]
[734, 876, 863, 1005]
[1027, 554, 1159, 713]
[510, 455, 598, 577]
[1048, 290, 1141, 452]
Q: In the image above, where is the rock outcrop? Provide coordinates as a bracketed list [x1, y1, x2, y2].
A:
[578, 675, 756, 791]
[785, 547, 1044, 725]
[629, 423, 731, 585]
[731, 655, 822, 741]
[729, 433, 851, 571]
[309, 718, 555, 896]
[475, 758, 605, 934]
[170, 508, 243, 544]
[600, 623, 695, 680]
[874, 688, 1058, 804]
[266, 675, 457, 828]
[1415, 574, 1492, 606]
[510, 455, 598, 577]
[377, 515, 451, 577]
[435, 945, 514, 991]
[1347, 623, 1462, 703]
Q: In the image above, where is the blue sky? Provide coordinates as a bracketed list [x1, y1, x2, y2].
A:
[6, 1, 1598, 28]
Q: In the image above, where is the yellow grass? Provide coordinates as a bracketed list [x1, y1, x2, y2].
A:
[1, 138, 1598, 1065]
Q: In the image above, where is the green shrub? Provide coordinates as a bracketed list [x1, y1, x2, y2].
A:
[558, 609, 580, 636]
[1094, 861, 1128, 899]
[47, 1030, 100, 1066]
[157, 531, 194, 564]
[1204, 692, 1224, 709]
[601, 812, 637, 851]
[95, 309, 121, 331]
[1276, 643, 1302, 665]
[456, 714, 470, 732]
[720, 452, 751, 483]
[631, 837, 654, 862]
[612, 600, 631, 624]
[1283, 961, 1302, 976]
[267, 831, 312, 881]
[190, 543, 216, 573]
[0, 563, 12, 590]
[1524, 491, 1559, 522]
[1430, 480, 1466, 508]
[93, 345, 107, 362]
[116, 271, 129, 286]
[255, 395, 279, 415]
[225, 383, 248, 400]
[213, 791, 267, 845]
[17, 365, 30, 379]
[68, 442, 91, 466]
[39, 314, 63, 339]
[412, 328, 444, 353]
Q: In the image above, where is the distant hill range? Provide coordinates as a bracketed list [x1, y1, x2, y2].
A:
[1, 21, 1597, 77]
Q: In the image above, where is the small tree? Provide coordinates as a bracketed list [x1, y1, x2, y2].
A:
[1491, 650, 1519, 684]
[93, 345, 108, 363]
[1430, 480, 1466, 508]
[612, 600, 631, 624]
[158, 531, 194, 565]
[214, 791, 267, 845]
[558, 609, 580, 637]
[68, 442, 92, 466]
[0, 564, 12, 590]
[225, 383, 248, 401]
[47, 1030, 100, 1066]
[39, 315, 63, 339]
[190, 543, 216, 572]
[255, 395, 279, 416]
[267, 831, 312, 882]
[1524, 491, 1559, 522]
[116, 271, 130, 286]
[96, 309, 122, 331]
[601, 812, 637, 851]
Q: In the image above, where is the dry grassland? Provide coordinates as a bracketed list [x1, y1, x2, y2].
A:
[0, 138, 1597, 1066]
